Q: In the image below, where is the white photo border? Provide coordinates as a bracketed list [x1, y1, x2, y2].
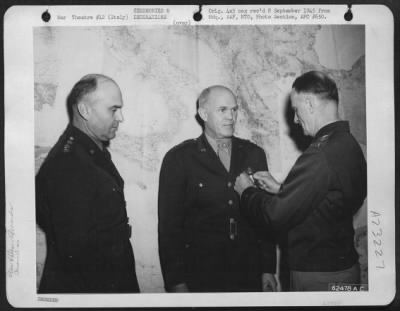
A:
[4, 4, 395, 307]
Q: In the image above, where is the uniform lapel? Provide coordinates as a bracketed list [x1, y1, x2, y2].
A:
[102, 148, 124, 188]
[196, 134, 246, 176]
[229, 137, 246, 177]
[196, 134, 227, 175]
[70, 125, 124, 188]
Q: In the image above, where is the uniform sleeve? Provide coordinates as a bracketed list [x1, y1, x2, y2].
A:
[36, 172, 50, 232]
[241, 149, 330, 233]
[36, 161, 99, 264]
[158, 149, 187, 290]
[247, 147, 277, 273]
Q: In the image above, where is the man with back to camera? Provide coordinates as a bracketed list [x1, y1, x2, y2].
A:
[234, 71, 367, 291]
[158, 85, 277, 292]
[36, 74, 140, 293]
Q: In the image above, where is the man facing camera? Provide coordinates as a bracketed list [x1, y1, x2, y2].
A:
[235, 71, 367, 291]
[36, 74, 140, 293]
[158, 85, 277, 292]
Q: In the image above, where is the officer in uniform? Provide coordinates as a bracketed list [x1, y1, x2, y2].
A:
[36, 74, 140, 293]
[235, 71, 367, 291]
[158, 85, 277, 292]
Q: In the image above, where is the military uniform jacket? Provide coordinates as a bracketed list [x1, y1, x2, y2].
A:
[158, 134, 276, 292]
[36, 125, 139, 293]
[241, 121, 367, 272]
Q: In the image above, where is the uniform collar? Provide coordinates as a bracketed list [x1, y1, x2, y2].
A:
[196, 133, 244, 152]
[59, 124, 123, 187]
[314, 120, 350, 140]
[204, 132, 232, 153]
[196, 133, 209, 152]
[65, 124, 106, 157]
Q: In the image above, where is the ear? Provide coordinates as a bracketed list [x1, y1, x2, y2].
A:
[77, 102, 90, 120]
[198, 107, 208, 122]
[305, 96, 315, 114]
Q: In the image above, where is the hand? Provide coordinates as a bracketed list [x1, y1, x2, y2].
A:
[234, 172, 254, 196]
[261, 273, 278, 292]
[170, 283, 189, 292]
[253, 171, 281, 194]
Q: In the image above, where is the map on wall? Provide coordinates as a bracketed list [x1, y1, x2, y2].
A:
[34, 25, 366, 292]
[34, 25, 365, 173]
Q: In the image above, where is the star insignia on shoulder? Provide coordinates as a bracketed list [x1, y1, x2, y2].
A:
[63, 136, 75, 153]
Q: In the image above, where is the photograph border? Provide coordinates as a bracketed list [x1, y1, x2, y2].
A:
[2, 1, 399, 309]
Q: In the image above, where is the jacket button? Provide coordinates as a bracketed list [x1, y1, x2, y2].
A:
[227, 182, 232, 187]
[199, 183, 203, 188]
[228, 200, 233, 205]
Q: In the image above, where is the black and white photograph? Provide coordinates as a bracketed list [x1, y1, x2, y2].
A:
[4, 4, 396, 308]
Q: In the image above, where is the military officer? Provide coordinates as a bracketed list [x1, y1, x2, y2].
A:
[36, 74, 140, 293]
[158, 85, 277, 293]
[235, 71, 367, 291]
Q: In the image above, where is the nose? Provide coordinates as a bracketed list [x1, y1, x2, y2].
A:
[116, 109, 124, 122]
[226, 108, 236, 120]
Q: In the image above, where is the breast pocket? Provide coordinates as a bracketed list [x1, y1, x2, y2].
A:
[187, 179, 205, 209]
[187, 177, 228, 210]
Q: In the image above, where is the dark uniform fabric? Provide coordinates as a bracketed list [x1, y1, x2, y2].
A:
[158, 134, 276, 292]
[36, 125, 139, 293]
[241, 121, 367, 272]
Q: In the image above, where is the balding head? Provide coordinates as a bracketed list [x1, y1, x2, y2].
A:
[67, 74, 124, 147]
[198, 85, 236, 109]
[197, 85, 238, 139]
[67, 74, 118, 122]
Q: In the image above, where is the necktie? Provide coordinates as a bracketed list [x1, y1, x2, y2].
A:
[217, 140, 231, 171]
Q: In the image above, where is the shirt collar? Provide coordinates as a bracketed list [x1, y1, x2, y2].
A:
[204, 132, 232, 153]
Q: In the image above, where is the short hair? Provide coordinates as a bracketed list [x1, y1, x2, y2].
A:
[292, 71, 339, 104]
[66, 74, 115, 122]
